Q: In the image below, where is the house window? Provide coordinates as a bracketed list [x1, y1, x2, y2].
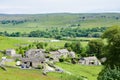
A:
[89, 61, 94, 65]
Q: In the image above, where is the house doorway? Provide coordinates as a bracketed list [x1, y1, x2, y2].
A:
[30, 62, 32, 67]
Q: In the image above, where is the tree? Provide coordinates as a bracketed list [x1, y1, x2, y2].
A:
[98, 26, 120, 80]
[102, 26, 120, 67]
[64, 42, 71, 48]
[98, 66, 120, 80]
[87, 39, 104, 58]
[36, 42, 48, 49]
[71, 41, 82, 54]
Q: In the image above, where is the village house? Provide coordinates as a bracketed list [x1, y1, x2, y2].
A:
[21, 49, 45, 68]
[49, 51, 61, 62]
[49, 49, 76, 62]
[69, 51, 76, 58]
[25, 49, 45, 58]
[58, 49, 69, 58]
[21, 57, 45, 68]
[6, 49, 16, 56]
[79, 56, 101, 65]
[6, 49, 21, 58]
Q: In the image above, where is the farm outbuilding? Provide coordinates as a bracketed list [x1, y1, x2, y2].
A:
[21, 49, 46, 68]
[79, 56, 101, 65]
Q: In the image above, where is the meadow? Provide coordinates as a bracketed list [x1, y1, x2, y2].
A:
[0, 36, 28, 50]
[0, 13, 120, 33]
[56, 63, 103, 80]
[0, 62, 103, 80]
[0, 37, 96, 51]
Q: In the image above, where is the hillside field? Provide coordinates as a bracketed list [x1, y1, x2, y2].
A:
[0, 13, 120, 33]
[0, 62, 103, 80]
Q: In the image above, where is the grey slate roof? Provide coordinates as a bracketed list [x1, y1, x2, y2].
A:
[58, 49, 69, 54]
[25, 49, 45, 58]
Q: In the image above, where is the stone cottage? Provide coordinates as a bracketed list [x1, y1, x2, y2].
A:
[21, 49, 45, 68]
[58, 49, 69, 58]
[21, 57, 45, 68]
[6, 49, 16, 56]
[68, 51, 76, 58]
[79, 56, 101, 65]
[49, 49, 76, 62]
[25, 49, 45, 58]
[6, 49, 21, 58]
[49, 51, 61, 62]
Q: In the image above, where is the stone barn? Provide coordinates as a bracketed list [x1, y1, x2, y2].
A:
[21, 58, 45, 68]
[6, 49, 21, 58]
[79, 56, 101, 65]
[6, 49, 16, 56]
[21, 49, 45, 68]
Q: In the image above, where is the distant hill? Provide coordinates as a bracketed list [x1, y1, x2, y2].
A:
[0, 13, 120, 33]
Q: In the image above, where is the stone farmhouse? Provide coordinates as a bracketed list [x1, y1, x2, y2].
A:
[49, 49, 76, 62]
[79, 56, 101, 65]
[21, 49, 45, 68]
[6, 49, 22, 58]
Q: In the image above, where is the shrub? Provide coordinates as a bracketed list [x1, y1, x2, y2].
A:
[37, 65, 43, 69]
[59, 58, 64, 62]
[98, 66, 120, 80]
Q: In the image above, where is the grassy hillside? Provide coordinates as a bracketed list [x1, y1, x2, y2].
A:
[57, 63, 103, 80]
[0, 67, 60, 80]
[0, 36, 91, 50]
[0, 36, 28, 50]
[0, 13, 120, 33]
[0, 62, 102, 80]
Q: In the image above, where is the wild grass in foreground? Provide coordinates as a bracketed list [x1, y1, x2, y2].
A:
[0, 67, 84, 80]
[56, 63, 103, 80]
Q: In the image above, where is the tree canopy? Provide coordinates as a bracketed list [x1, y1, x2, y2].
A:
[87, 39, 104, 58]
[102, 26, 120, 67]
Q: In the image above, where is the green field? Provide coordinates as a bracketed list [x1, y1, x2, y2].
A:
[57, 63, 103, 80]
[0, 67, 60, 80]
[0, 13, 120, 33]
[0, 62, 103, 80]
[0, 36, 28, 50]
[0, 36, 98, 50]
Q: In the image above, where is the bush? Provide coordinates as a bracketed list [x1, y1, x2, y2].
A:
[98, 66, 120, 80]
[37, 65, 43, 69]
[59, 58, 64, 62]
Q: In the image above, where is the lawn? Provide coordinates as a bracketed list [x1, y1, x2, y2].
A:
[0, 67, 60, 80]
[56, 63, 103, 80]
[0, 61, 103, 80]
[0, 36, 96, 51]
[0, 62, 103, 80]
[0, 36, 28, 50]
